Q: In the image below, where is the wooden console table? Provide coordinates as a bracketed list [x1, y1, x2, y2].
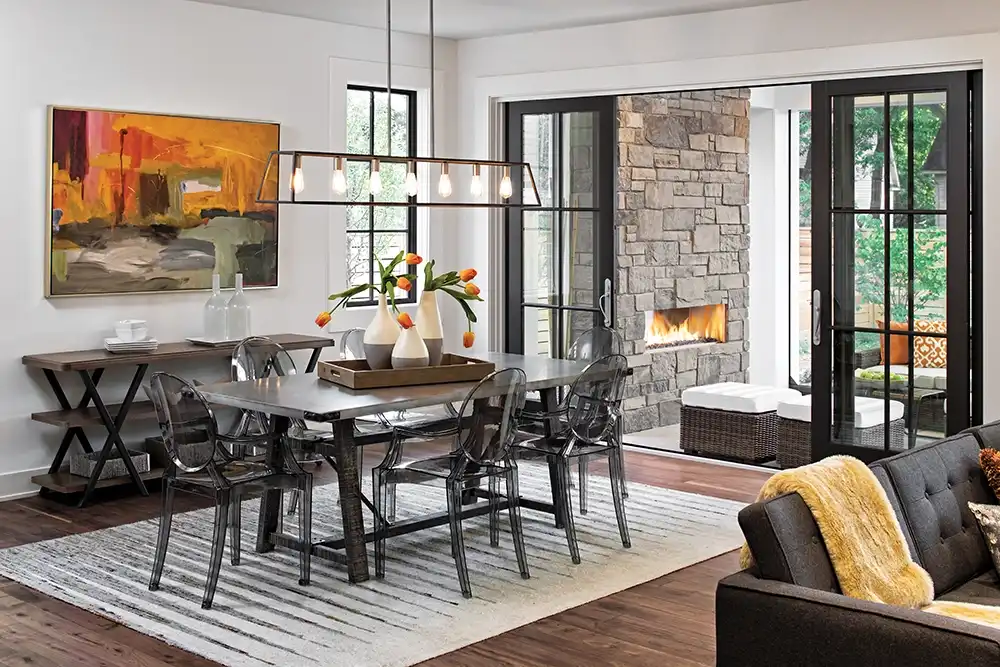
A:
[22, 333, 336, 507]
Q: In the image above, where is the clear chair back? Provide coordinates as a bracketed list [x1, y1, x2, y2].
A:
[567, 326, 625, 363]
[454, 368, 527, 465]
[149, 372, 219, 473]
[340, 328, 366, 361]
[232, 336, 298, 381]
[565, 354, 628, 444]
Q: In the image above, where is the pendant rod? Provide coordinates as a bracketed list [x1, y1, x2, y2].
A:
[429, 0, 436, 158]
[386, 0, 392, 156]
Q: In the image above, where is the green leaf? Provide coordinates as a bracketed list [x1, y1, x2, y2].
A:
[440, 287, 481, 302]
[328, 284, 370, 301]
[458, 299, 477, 324]
[423, 260, 436, 291]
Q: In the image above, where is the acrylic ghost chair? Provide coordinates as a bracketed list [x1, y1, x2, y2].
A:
[513, 354, 630, 564]
[372, 367, 530, 598]
[147, 372, 312, 610]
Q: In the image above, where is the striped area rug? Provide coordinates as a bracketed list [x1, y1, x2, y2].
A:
[0, 464, 744, 667]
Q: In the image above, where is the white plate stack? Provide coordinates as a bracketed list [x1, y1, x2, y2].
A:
[105, 337, 159, 354]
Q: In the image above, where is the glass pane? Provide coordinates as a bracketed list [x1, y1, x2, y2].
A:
[374, 161, 408, 205]
[562, 211, 595, 308]
[892, 91, 946, 211]
[849, 360, 916, 454]
[346, 89, 371, 154]
[373, 92, 390, 155]
[562, 112, 596, 208]
[832, 94, 886, 211]
[346, 160, 370, 203]
[346, 206, 368, 231]
[523, 306, 557, 358]
[833, 213, 886, 331]
[523, 211, 555, 304]
[373, 233, 408, 268]
[792, 110, 812, 386]
[374, 205, 408, 231]
[562, 310, 599, 359]
[390, 92, 410, 157]
[522, 114, 555, 206]
[346, 233, 372, 302]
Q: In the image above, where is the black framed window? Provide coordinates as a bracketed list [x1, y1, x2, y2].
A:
[345, 85, 418, 307]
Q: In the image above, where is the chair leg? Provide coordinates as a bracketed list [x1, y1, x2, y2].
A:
[578, 456, 589, 515]
[148, 482, 175, 591]
[505, 468, 530, 580]
[229, 491, 241, 566]
[386, 480, 397, 524]
[446, 481, 472, 598]
[557, 460, 581, 564]
[373, 469, 387, 579]
[298, 475, 312, 586]
[287, 489, 299, 515]
[202, 489, 231, 610]
[610, 449, 631, 549]
[488, 474, 500, 547]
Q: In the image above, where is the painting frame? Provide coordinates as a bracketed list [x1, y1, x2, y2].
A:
[45, 105, 281, 298]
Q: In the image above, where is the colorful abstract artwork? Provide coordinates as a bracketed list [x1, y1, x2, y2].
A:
[48, 107, 279, 296]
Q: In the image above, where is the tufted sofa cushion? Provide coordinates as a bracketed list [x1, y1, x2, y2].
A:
[877, 433, 994, 596]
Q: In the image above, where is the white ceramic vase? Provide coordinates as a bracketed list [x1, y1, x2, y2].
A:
[415, 290, 444, 365]
[363, 293, 399, 370]
[391, 326, 429, 369]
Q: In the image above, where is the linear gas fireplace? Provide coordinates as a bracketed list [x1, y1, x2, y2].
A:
[645, 304, 728, 351]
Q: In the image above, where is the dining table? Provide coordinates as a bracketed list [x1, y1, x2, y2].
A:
[197, 351, 595, 583]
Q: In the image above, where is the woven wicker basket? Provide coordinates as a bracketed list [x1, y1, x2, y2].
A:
[679, 405, 778, 463]
[776, 417, 906, 469]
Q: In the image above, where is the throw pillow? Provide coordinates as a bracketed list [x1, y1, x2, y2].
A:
[913, 319, 947, 368]
[980, 449, 1000, 498]
[877, 320, 909, 365]
[969, 502, 1000, 575]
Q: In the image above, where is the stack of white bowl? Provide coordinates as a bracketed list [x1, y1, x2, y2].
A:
[105, 320, 158, 353]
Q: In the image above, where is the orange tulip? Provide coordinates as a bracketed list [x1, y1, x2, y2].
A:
[404, 253, 423, 265]
[315, 311, 332, 328]
[459, 268, 477, 282]
[397, 312, 414, 329]
[463, 331, 476, 348]
[464, 282, 481, 297]
[397, 277, 412, 292]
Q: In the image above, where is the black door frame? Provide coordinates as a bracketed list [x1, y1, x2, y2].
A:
[504, 96, 617, 356]
[811, 71, 982, 463]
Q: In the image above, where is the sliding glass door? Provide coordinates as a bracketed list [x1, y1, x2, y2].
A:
[810, 72, 981, 463]
[504, 97, 616, 357]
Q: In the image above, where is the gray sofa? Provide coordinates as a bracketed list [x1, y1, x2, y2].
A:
[717, 422, 1000, 666]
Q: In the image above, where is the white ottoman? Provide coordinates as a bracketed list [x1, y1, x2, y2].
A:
[776, 394, 906, 469]
[680, 383, 802, 462]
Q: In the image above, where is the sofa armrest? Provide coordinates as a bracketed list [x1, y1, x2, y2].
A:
[716, 571, 1000, 667]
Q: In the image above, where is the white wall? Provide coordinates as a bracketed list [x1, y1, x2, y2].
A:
[748, 103, 791, 388]
[453, 0, 1000, 421]
[0, 0, 458, 497]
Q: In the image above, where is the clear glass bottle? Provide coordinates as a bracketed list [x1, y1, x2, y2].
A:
[226, 273, 251, 340]
[203, 273, 228, 341]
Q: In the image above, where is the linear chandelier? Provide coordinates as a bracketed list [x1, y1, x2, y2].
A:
[255, 0, 541, 209]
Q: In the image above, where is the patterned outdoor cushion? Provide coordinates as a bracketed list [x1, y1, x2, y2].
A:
[914, 319, 947, 368]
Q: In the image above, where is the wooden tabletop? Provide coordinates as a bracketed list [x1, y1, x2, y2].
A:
[22, 333, 336, 372]
[198, 352, 591, 422]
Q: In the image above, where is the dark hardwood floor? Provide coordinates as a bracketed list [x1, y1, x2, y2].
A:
[0, 450, 770, 667]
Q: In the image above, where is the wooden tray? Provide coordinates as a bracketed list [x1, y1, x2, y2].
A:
[317, 354, 495, 390]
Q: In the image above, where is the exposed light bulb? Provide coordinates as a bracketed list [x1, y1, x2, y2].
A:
[290, 167, 305, 194]
[470, 164, 483, 198]
[499, 166, 513, 200]
[438, 162, 452, 198]
[405, 161, 418, 197]
[331, 156, 347, 194]
[369, 159, 382, 195]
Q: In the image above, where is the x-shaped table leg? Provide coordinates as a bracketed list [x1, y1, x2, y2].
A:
[42, 368, 104, 480]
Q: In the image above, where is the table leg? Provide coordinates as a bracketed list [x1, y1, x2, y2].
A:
[333, 419, 370, 583]
[256, 415, 289, 553]
[305, 348, 322, 373]
[42, 369, 104, 473]
[540, 387, 565, 529]
[77, 365, 149, 507]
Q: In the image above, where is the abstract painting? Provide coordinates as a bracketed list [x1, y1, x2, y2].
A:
[48, 107, 279, 296]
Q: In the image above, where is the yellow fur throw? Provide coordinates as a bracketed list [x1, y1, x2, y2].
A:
[740, 455, 933, 607]
[741, 455, 1000, 630]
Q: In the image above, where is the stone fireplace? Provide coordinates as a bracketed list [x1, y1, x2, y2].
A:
[645, 304, 728, 351]
[616, 90, 751, 433]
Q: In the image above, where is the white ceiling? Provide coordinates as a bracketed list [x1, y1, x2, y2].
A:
[187, 0, 801, 39]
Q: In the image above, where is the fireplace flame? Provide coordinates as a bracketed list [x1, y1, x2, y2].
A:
[645, 305, 727, 350]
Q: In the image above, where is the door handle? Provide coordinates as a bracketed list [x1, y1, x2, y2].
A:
[599, 278, 612, 327]
[812, 289, 821, 347]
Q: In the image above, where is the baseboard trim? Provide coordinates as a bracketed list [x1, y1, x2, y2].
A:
[0, 467, 44, 502]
